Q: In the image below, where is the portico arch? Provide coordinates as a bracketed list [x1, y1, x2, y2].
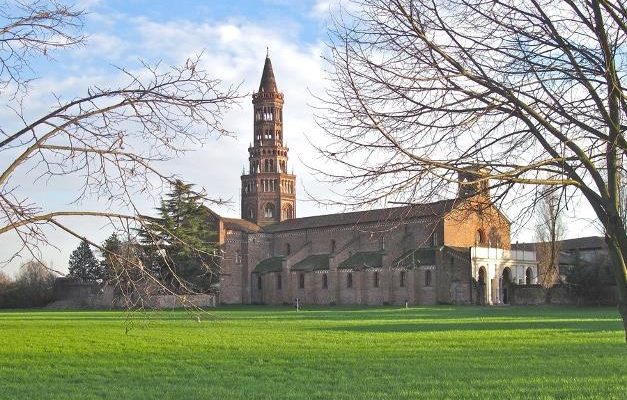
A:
[477, 266, 488, 305]
[501, 267, 512, 304]
[525, 267, 533, 285]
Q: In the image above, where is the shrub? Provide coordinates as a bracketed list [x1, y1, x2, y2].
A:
[0, 261, 56, 308]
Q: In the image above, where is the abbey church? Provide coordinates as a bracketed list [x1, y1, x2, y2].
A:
[210, 56, 538, 306]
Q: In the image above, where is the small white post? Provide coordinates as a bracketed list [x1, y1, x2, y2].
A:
[296, 297, 300, 312]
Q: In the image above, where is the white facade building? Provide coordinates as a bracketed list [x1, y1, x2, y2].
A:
[471, 246, 538, 305]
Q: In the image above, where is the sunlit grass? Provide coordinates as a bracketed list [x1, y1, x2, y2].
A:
[0, 306, 625, 399]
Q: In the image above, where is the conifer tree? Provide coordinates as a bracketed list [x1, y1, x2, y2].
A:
[139, 180, 218, 293]
[68, 240, 103, 282]
[101, 233, 122, 282]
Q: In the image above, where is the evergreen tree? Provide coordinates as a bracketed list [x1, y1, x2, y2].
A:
[68, 240, 103, 282]
[101, 233, 122, 282]
[139, 180, 218, 293]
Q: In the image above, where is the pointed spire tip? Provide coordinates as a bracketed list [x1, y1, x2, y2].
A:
[258, 52, 278, 92]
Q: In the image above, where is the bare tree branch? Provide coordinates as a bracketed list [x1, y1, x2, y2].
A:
[317, 0, 627, 339]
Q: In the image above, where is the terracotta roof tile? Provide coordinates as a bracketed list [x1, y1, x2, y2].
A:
[253, 256, 284, 273]
[338, 251, 385, 270]
[265, 200, 457, 233]
[222, 218, 263, 233]
[291, 254, 330, 271]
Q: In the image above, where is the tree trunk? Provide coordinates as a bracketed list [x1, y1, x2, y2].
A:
[605, 227, 627, 343]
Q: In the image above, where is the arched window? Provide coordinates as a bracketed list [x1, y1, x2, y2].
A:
[347, 272, 353, 288]
[248, 207, 255, 220]
[282, 204, 293, 220]
[277, 274, 282, 290]
[489, 228, 500, 247]
[330, 239, 336, 253]
[476, 229, 486, 245]
[425, 270, 432, 287]
[430, 231, 438, 246]
[257, 275, 262, 290]
[478, 267, 486, 285]
[299, 273, 305, 289]
[502, 267, 511, 284]
[264, 203, 275, 218]
[322, 274, 328, 289]
[526, 267, 532, 285]
[286, 243, 291, 255]
[374, 272, 380, 288]
[400, 271, 406, 287]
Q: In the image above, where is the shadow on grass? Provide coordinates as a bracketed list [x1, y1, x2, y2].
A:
[0, 305, 621, 326]
[314, 319, 623, 333]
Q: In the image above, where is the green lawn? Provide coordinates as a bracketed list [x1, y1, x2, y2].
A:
[0, 306, 625, 399]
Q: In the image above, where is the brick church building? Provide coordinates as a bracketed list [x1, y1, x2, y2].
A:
[209, 55, 537, 306]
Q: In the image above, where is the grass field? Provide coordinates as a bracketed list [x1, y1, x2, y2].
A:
[0, 306, 625, 399]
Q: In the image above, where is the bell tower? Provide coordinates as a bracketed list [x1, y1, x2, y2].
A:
[241, 54, 296, 226]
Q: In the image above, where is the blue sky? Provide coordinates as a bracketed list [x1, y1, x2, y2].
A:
[2, 0, 344, 275]
[0, 0, 600, 276]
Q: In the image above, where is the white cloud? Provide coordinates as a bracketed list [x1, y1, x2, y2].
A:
[0, 9, 340, 276]
[3, 3, 598, 277]
[310, 0, 355, 19]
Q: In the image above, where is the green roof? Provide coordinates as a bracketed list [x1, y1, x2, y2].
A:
[393, 248, 437, 269]
[291, 254, 330, 272]
[253, 257, 284, 274]
[338, 251, 385, 270]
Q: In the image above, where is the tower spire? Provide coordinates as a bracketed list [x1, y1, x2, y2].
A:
[241, 55, 296, 226]
[258, 53, 278, 93]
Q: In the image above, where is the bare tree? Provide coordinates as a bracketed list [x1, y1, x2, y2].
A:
[0, 270, 10, 286]
[535, 189, 566, 293]
[13, 259, 56, 307]
[317, 0, 627, 338]
[0, 2, 241, 304]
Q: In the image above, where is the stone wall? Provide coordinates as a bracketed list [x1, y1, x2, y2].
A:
[510, 284, 618, 306]
[51, 278, 115, 309]
[51, 278, 217, 309]
[510, 285, 547, 305]
[145, 294, 216, 308]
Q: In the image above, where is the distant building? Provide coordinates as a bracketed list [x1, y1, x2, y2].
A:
[208, 55, 538, 306]
[514, 236, 609, 283]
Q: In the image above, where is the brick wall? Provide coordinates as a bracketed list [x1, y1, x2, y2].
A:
[219, 231, 244, 304]
[443, 199, 510, 249]
[220, 200, 507, 305]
